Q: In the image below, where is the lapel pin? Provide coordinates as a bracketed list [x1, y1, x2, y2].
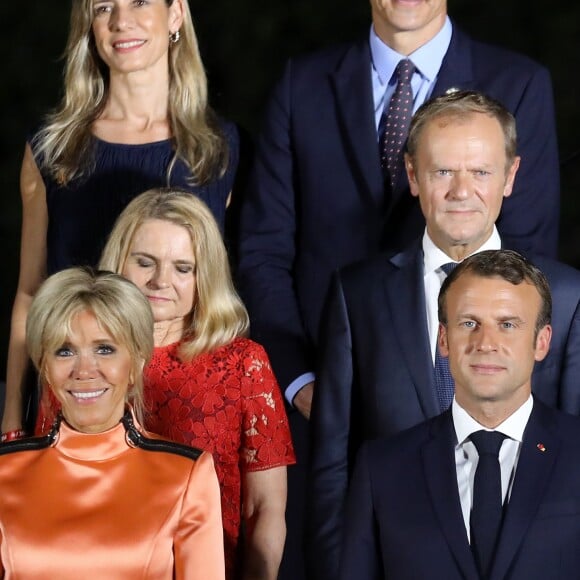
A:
[537, 443, 546, 452]
[445, 87, 460, 95]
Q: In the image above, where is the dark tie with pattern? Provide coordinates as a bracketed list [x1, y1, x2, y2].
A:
[470, 430, 507, 579]
[381, 59, 416, 189]
[434, 262, 457, 411]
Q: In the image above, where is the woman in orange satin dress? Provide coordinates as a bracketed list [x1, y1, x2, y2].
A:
[0, 268, 225, 579]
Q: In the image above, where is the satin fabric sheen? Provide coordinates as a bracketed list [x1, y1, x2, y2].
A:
[0, 419, 225, 579]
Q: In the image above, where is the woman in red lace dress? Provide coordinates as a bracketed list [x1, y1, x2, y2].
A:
[99, 188, 295, 580]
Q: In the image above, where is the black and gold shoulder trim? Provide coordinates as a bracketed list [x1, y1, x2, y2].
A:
[0, 428, 58, 456]
[121, 412, 203, 461]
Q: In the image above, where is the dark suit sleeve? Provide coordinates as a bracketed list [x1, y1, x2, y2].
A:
[339, 443, 383, 580]
[497, 65, 560, 258]
[308, 273, 355, 579]
[237, 59, 312, 391]
[557, 300, 580, 414]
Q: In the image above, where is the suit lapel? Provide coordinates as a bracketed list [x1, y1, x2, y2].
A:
[431, 25, 474, 98]
[423, 413, 480, 580]
[329, 26, 475, 215]
[330, 40, 385, 209]
[490, 402, 560, 580]
[384, 243, 440, 418]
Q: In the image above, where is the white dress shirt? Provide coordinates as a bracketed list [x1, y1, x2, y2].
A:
[452, 396, 533, 541]
[423, 227, 502, 362]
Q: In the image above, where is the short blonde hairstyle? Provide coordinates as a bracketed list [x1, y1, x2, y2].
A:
[99, 188, 249, 360]
[26, 268, 154, 425]
[34, 0, 228, 185]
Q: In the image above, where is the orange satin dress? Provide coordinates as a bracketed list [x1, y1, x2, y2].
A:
[0, 415, 225, 579]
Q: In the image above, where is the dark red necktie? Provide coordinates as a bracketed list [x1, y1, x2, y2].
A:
[381, 59, 416, 189]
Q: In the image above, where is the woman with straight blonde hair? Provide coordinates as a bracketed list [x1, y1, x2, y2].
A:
[92, 188, 295, 579]
[3, 0, 238, 437]
[99, 187, 248, 360]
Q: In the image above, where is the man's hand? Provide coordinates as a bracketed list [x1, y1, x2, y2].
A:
[293, 381, 314, 420]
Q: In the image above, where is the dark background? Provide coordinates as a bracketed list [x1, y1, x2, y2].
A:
[0, 0, 579, 381]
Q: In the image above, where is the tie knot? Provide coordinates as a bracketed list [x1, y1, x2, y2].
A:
[470, 430, 506, 457]
[395, 59, 415, 84]
[440, 261, 458, 276]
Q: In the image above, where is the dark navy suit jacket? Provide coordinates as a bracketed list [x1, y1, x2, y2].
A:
[341, 400, 580, 580]
[238, 24, 560, 394]
[309, 242, 580, 578]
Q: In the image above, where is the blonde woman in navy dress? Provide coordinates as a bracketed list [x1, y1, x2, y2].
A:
[3, 0, 238, 437]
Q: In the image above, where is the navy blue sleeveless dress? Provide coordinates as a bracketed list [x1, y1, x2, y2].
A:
[31, 121, 239, 275]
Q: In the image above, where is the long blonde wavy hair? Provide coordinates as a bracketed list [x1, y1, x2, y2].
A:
[34, 0, 228, 186]
[99, 188, 249, 361]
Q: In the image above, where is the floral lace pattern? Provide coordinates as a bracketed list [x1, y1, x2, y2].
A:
[144, 337, 295, 578]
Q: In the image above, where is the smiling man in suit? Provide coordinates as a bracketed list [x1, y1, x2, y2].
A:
[340, 250, 580, 580]
[308, 90, 580, 579]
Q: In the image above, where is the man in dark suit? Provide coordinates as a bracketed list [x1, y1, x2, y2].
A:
[308, 91, 580, 579]
[238, 3, 559, 576]
[340, 250, 580, 580]
[238, 0, 559, 419]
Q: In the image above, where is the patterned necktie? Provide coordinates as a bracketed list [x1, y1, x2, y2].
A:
[434, 262, 457, 411]
[470, 430, 507, 579]
[381, 59, 416, 189]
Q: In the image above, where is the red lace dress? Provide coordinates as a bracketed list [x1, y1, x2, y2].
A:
[143, 337, 296, 579]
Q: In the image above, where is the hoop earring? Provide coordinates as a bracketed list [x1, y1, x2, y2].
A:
[169, 30, 181, 44]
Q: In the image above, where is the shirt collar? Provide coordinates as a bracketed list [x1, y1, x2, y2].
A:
[369, 16, 452, 85]
[422, 226, 502, 277]
[452, 395, 533, 447]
